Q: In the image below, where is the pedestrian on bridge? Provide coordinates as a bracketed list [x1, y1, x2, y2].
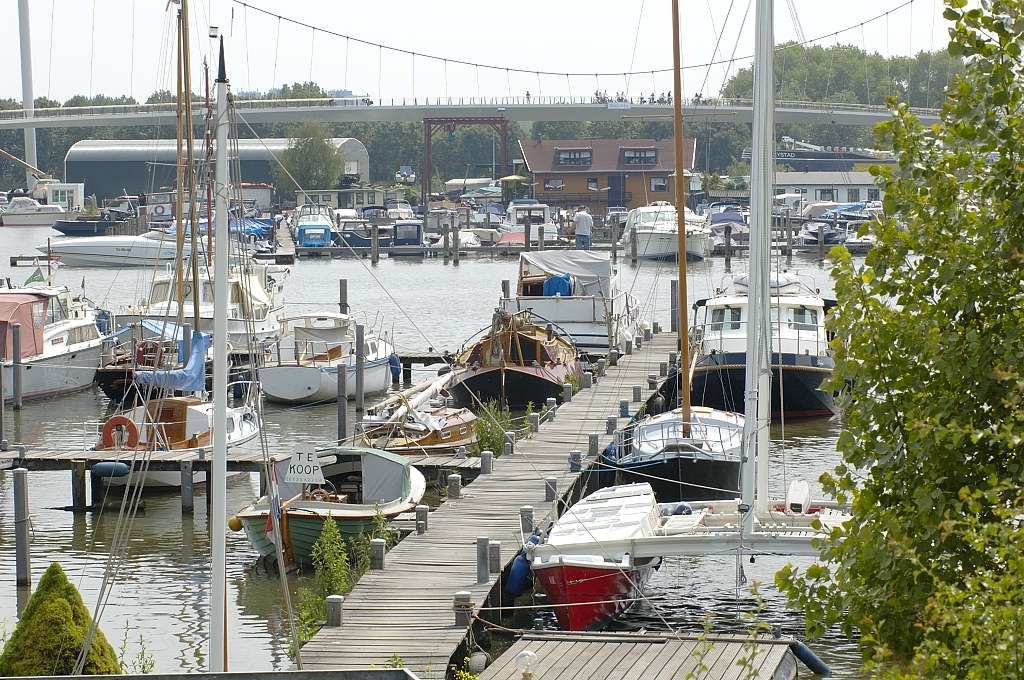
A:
[573, 206, 593, 251]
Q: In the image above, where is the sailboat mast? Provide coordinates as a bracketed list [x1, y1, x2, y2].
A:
[180, 0, 202, 328]
[744, 0, 776, 526]
[205, 61, 214, 267]
[174, 11, 186, 325]
[210, 37, 230, 675]
[670, 0, 691, 428]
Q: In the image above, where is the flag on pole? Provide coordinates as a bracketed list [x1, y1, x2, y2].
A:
[23, 267, 45, 286]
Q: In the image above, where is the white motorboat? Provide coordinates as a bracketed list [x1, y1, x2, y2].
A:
[530, 483, 663, 631]
[2, 196, 67, 228]
[620, 203, 711, 260]
[499, 251, 644, 352]
[259, 312, 396, 404]
[121, 262, 288, 354]
[1, 286, 107, 401]
[498, 203, 560, 244]
[41, 231, 189, 267]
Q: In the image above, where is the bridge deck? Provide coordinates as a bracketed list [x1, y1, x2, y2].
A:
[297, 333, 674, 677]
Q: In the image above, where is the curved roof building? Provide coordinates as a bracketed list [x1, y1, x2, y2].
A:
[64, 137, 369, 201]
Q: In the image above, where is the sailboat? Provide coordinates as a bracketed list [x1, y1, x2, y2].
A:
[598, 10, 744, 504]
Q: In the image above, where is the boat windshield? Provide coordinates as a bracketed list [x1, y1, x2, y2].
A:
[632, 209, 676, 226]
[630, 416, 742, 459]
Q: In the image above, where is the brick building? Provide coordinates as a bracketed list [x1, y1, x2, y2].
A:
[518, 137, 695, 214]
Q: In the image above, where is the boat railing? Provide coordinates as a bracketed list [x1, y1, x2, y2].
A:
[621, 421, 742, 462]
[691, 320, 830, 358]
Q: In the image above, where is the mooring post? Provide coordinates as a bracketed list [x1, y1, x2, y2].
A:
[504, 431, 515, 456]
[629, 228, 638, 264]
[180, 461, 194, 513]
[480, 449, 493, 475]
[447, 473, 462, 499]
[476, 536, 490, 583]
[259, 466, 269, 496]
[544, 477, 557, 502]
[606, 415, 617, 434]
[355, 324, 365, 412]
[71, 460, 87, 512]
[545, 397, 557, 420]
[12, 323, 23, 409]
[453, 591, 473, 626]
[182, 323, 192, 362]
[528, 412, 540, 432]
[589, 433, 600, 456]
[724, 223, 732, 269]
[452, 222, 460, 265]
[370, 538, 386, 570]
[785, 207, 794, 266]
[326, 595, 344, 627]
[659, 361, 668, 377]
[501, 279, 511, 300]
[669, 351, 678, 368]
[625, 339, 633, 356]
[670, 280, 679, 334]
[609, 349, 619, 367]
[89, 469, 105, 511]
[14, 468, 30, 586]
[635, 334, 643, 350]
[596, 358, 607, 377]
[647, 374, 659, 390]
[488, 541, 501, 574]
[581, 371, 593, 388]
[371, 223, 380, 265]
[416, 504, 429, 532]
[336, 364, 348, 442]
[652, 321, 661, 335]
[619, 399, 630, 417]
[338, 278, 349, 314]
[644, 327, 652, 342]
[568, 450, 582, 472]
[524, 221, 532, 252]
[562, 382, 572, 402]
[611, 218, 619, 263]
[455, 445, 467, 459]
[442, 224, 450, 261]
[519, 505, 534, 534]
[0, 358, 7, 450]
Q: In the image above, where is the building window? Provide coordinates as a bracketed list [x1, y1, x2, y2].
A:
[322, 194, 333, 203]
[623, 149, 657, 165]
[847, 188, 860, 202]
[543, 178, 565, 191]
[344, 161, 358, 176]
[649, 176, 668, 192]
[587, 178, 599, 191]
[815, 188, 835, 201]
[774, 188, 787, 195]
[867, 188, 880, 201]
[355, 192, 364, 205]
[557, 149, 592, 166]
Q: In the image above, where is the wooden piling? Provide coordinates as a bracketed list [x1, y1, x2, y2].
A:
[480, 450, 493, 475]
[336, 364, 348, 441]
[501, 279, 510, 300]
[371, 224, 380, 265]
[519, 505, 534, 534]
[415, 504, 428, 532]
[562, 383, 572, 402]
[452, 223, 460, 265]
[355, 324, 365, 413]
[476, 536, 490, 583]
[14, 468, 30, 586]
[619, 399, 630, 417]
[544, 477, 557, 502]
[589, 433, 600, 457]
[670, 279, 679, 333]
[488, 541, 501, 574]
[71, 461, 87, 512]
[568, 450, 582, 472]
[326, 595, 344, 626]
[338, 278, 349, 314]
[447, 473, 462, 499]
[581, 371, 593, 389]
[629, 228, 638, 264]
[370, 538, 386, 570]
[453, 591, 472, 626]
[606, 416, 617, 434]
[12, 323, 23, 409]
[545, 397, 557, 419]
[180, 461, 194, 513]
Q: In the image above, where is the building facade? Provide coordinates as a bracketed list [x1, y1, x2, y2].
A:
[773, 171, 883, 204]
[63, 138, 369, 201]
[519, 138, 694, 215]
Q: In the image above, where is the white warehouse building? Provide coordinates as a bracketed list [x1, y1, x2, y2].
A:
[774, 171, 883, 204]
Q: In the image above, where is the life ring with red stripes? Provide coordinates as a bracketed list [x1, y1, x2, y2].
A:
[100, 415, 140, 450]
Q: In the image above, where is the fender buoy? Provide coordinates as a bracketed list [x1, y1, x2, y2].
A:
[136, 340, 163, 367]
[101, 415, 140, 449]
[153, 204, 167, 215]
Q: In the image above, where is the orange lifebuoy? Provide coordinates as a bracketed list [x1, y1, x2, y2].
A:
[136, 340, 163, 367]
[101, 415, 140, 449]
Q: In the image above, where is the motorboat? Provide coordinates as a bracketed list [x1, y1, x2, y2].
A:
[450, 309, 582, 410]
[390, 219, 425, 256]
[498, 203, 559, 244]
[52, 217, 130, 238]
[259, 312, 396, 404]
[1, 286, 108, 401]
[337, 219, 394, 249]
[690, 271, 836, 417]
[41, 231, 189, 267]
[232, 446, 427, 564]
[294, 203, 335, 250]
[121, 262, 288, 354]
[602, 407, 744, 502]
[1, 196, 66, 228]
[499, 251, 644, 352]
[530, 483, 662, 631]
[619, 202, 712, 260]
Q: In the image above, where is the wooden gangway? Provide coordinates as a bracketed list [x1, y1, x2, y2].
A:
[298, 332, 676, 677]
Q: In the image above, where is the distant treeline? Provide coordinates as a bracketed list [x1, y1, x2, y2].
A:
[0, 43, 961, 189]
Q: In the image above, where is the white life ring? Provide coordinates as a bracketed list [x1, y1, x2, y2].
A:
[153, 204, 167, 215]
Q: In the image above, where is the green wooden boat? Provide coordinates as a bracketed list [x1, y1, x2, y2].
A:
[232, 446, 426, 565]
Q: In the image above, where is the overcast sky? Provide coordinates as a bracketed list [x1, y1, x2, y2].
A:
[0, 0, 950, 104]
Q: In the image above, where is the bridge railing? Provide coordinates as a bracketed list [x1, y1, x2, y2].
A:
[0, 96, 941, 122]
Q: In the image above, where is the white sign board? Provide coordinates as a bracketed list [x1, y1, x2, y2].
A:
[284, 451, 326, 484]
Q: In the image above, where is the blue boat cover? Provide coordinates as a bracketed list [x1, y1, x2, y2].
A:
[133, 330, 211, 392]
[542, 273, 572, 297]
[709, 211, 744, 224]
[111, 320, 209, 362]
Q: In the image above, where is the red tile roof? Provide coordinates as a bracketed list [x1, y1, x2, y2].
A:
[519, 138, 694, 174]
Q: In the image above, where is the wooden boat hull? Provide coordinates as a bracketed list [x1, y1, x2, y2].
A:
[690, 351, 835, 417]
[532, 558, 660, 631]
[451, 364, 578, 409]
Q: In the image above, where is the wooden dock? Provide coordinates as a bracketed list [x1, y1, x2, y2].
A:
[481, 633, 797, 680]
[298, 332, 677, 677]
[254, 219, 296, 264]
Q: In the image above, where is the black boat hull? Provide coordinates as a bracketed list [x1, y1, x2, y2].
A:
[690, 351, 835, 417]
[451, 366, 567, 410]
[604, 456, 741, 503]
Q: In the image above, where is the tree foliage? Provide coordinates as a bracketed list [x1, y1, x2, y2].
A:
[0, 562, 121, 676]
[271, 122, 344, 198]
[776, 2, 1024, 676]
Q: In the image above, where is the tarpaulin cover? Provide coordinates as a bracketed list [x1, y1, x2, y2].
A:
[111, 319, 210, 362]
[133, 330, 212, 392]
[709, 211, 744, 224]
[542, 273, 572, 297]
[519, 251, 613, 297]
[0, 293, 48, 359]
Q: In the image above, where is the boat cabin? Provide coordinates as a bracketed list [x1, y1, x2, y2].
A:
[391, 219, 424, 247]
[1, 288, 102, 362]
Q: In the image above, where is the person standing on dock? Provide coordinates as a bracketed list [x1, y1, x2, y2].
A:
[573, 206, 593, 250]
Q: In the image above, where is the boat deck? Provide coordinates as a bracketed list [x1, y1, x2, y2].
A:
[297, 333, 676, 677]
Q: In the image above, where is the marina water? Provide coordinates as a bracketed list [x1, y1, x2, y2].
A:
[0, 226, 859, 676]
